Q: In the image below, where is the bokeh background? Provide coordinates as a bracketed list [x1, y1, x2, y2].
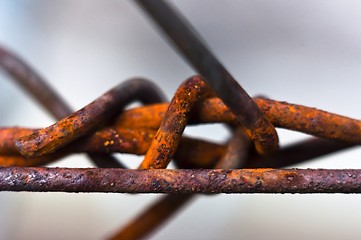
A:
[1, 1, 361, 239]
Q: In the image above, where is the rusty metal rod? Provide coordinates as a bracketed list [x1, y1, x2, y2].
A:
[1, 99, 357, 168]
[15, 78, 166, 158]
[215, 126, 250, 169]
[109, 194, 194, 240]
[0, 45, 167, 168]
[1, 97, 357, 167]
[0, 167, 360, 193]
[247, 138, 353, 168]
[140, 76, 211, 169]
[0, 127, 225, 168]
[0, 44, 128, 168]
[116, 97, 361, 145]
[131, 76, 212, 237]
[0, 127, 158, 156]
[134, 0, 279, 155]
[0, 45, 72, 119]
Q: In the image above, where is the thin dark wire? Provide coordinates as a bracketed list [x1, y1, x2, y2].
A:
[134, 0, 278, 155]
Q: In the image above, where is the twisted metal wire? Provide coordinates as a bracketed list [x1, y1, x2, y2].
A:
[0, 1, 359, 239]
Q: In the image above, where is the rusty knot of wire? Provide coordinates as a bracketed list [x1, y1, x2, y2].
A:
[2, 1, 361, 238]
[0, 44, 360, 195]
[1, 30, 361, 240]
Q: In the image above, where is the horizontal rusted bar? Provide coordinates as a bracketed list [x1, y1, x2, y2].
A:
[0, 127, 225, 168]
[1, 167, 361, 193]
[0, 127, 157, 156]
[11, 93, 359, 161]
[116, 97, 361, 145]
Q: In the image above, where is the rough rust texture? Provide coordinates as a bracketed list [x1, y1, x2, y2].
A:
[0, 45, 135, 168]
[0, 127, 224, 168]
[255, 98, 361, 144]
[14, 78, 166, 158]
[1, 167, 361, 193]
[2, 96, 359, 169]
[2, 6, 361, 239]
[116, 97, 361, 145]
[140, 76, 210, 169]
[0, 127, 158, 156]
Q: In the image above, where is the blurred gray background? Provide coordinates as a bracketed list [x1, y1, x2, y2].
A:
[1, 1, 361, 239]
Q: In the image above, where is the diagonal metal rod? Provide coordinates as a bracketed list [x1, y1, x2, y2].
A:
[14, 78, 166, 158]
[0, 44, 125, 168]
[134, 0, 278, 155]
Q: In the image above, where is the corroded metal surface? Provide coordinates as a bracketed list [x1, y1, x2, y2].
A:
[140, 76, 210, 169]
[0, 1, 360, 239]
[1, 167, 361, 194]
[116, 97, 361, 145]
[14, 78, 166, 157]
[112, 118, 251, 239]
[1, 43, 360, 239]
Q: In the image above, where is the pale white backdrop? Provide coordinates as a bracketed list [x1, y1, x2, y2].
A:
[1, 1, 361, 239]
